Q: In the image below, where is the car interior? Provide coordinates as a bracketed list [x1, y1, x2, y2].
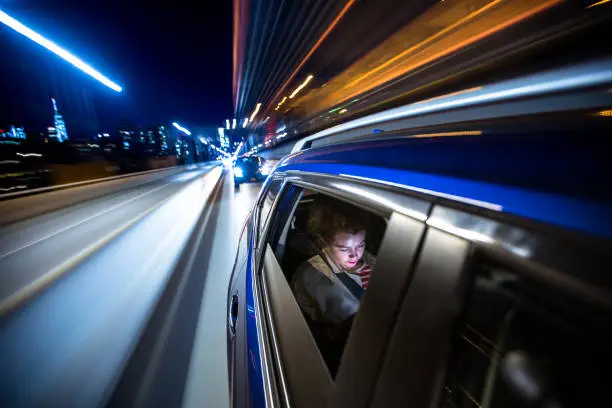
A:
[272, 188, 388, 376]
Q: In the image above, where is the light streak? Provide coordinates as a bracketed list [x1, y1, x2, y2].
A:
[172, 122, 191, 136]
[289, 75, 314, 99]
[291, 56, 612, 154]
[587, 0, 611, 8]
[16, 152, 42, 157]
[249, 102, 262, 122]
[275, 96, 288, 111]
[408, 130, 482, 138]
[232, 118, 237, 129]
[411, 87, 483, 106]
[0, 9, 122, 92]
[264, 0, 356, 113]
[346, 0, 506, 89]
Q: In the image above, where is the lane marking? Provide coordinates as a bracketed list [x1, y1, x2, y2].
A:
[0, 180, 177, 260]
[0, 168, 218, 317]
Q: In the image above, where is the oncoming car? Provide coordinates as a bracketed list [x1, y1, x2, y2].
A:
[227, 63, 612, 408]
[233, 155, 270, 188]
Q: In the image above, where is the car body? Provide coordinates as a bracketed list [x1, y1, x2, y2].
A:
[233, 155, 270, 187]
[227, 62, 612, 408]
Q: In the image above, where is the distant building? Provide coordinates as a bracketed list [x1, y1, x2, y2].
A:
[47, 126, 56, 140]
[0, 126, 27, 144]
[11, 125, 27, 139]
[158, 125, 169, 154]
[51, 98, 68, 142]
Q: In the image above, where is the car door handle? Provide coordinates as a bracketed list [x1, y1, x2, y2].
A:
[228, 293, 239, 336]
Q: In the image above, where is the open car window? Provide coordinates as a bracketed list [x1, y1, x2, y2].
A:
[264, 187, 388, 376]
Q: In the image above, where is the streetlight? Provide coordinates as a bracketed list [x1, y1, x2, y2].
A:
[172, 122, 191, 135]
[0, 10, 122, 92]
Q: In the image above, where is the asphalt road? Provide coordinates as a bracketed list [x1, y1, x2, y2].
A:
[0, 164, 263, 408]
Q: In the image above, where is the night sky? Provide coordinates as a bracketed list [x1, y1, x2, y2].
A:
[0, 0, 233, 135]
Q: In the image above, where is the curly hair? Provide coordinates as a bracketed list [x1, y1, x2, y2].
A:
[307, 196, 369, 245]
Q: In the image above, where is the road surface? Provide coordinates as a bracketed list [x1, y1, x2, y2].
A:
[0, 164, 263, 408]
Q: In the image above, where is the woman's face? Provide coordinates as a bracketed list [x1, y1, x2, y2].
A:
[329, 229, 366, 271]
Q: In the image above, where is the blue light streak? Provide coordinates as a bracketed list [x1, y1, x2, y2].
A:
[0, 9, 123, 92]
[172, 122, 191, 135]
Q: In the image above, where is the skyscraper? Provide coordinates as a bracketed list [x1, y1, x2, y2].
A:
[51, 97, 68, 142]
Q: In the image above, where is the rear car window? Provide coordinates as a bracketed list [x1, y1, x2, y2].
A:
[238, 156, 262, 166]
[267, 188, 388, 377]
[441, 260, 612, 408]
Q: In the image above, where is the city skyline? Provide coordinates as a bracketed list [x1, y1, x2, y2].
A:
[0, 1, 232, 138]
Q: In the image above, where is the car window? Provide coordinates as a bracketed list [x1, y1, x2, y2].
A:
[440, 259, 612, 408]
[263, 187, 388, 376]
[257, 179, 283, 243]
[238, 156, 261, 166]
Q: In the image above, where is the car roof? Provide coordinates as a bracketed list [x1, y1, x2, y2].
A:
[275, 129, 611, 240]
[275, 58, 612, 240]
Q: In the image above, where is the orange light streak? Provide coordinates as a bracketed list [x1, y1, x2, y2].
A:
[264, 0, 356, 114]
[347, 0, 505, 89]
[339, 0, 562, 105]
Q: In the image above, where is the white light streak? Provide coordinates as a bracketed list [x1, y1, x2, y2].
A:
[0, 10, 122, 92]
[16, 152, 42, 157]
[232, 118, 237, 129]
[172, 122, 191, 136]
[226, 119, 230, 130]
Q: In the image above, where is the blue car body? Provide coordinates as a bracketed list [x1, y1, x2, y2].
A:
[227, 64, 612, 408]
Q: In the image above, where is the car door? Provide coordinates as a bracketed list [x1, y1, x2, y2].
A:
[370, 204, 612, 408]
[227, 177, 285, 408]
[253, 171, 432, 407]
[227, 215, 250, 408]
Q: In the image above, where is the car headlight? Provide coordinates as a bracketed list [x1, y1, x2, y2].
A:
[234, 167, 244, 177]
[260, 166, 270, 175]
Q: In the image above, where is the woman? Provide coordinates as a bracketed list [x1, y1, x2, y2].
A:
[292, 197, 376, 328]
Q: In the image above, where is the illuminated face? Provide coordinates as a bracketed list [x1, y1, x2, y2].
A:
[329, 230, 366, 271]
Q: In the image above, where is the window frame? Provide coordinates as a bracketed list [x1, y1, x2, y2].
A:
[368, 203, 612, 408]
[254, 172, 431, 408]
[255, 177, 286, 250]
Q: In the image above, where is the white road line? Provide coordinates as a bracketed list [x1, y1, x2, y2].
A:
[0, 195, 169, 316]
[133, 174, 222, 408]
[0, 168, 216, 316]
[0, 182, 173, 260]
